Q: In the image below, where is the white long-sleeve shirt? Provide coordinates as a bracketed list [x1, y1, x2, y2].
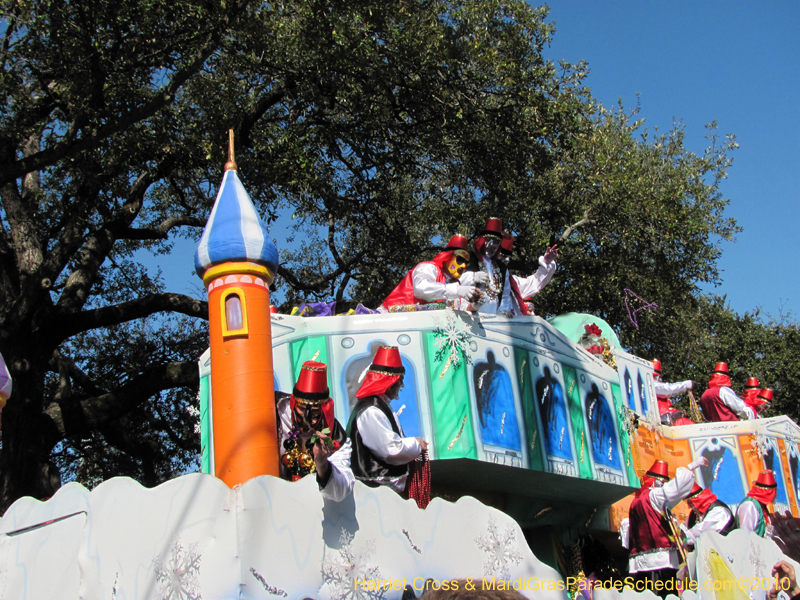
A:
[277, 398, 354, 502]
[717, 386, 756, 420]
[655, 380, 692, 400]
[687, 505, 734, 540]
[736, 499, 773, 538]
[356, 397, 422, 493]
[461, 254, 556, 315]
[621, 466, 697, 573]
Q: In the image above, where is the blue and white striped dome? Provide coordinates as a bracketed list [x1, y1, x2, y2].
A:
[195, 170, 279, 277]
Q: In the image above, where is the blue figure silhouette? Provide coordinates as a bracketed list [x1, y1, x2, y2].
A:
[472, 350, 521, 450]
[536, 367, 572, 460]
[585, 383, 621, 470]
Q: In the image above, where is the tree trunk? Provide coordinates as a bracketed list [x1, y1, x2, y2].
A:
[0, 346, 62, 513]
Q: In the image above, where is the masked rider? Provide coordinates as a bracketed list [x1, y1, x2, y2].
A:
[381, 234, 480, 312]
[277, 361, 354, 502]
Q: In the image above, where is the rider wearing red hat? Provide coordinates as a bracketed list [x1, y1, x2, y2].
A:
[347, 347, 428, 493]
[699, 362, 755, 422]
[461, 219, 558, 316]
[621, 457, 708, 590]
[746, 387, 773, 417]
[381, 234, 480, 312]
[736, 470, 778, 538]
[651, 359, 695, 426]
[682, 482, 735, 546]
[276, 361, 353, 501]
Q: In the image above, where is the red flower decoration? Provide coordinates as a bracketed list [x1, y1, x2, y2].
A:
[332, 440, 341, 451]
[584, 323, 602, 337]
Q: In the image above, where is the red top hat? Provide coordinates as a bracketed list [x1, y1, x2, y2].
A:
[478, 217, 503, 240]
[444, 234, 470, 253]
[356, 346, 406, 399]
[755, 470, 777, 489]
[712, 362, 729, 375]
[756, 388, 773, 403]
[645, 460, 670, 481]
[652, 359, 662, 375]
[748, 469, 778, 506]
[499, 233, 514, 256]
[291, 361, 335, 431]
[685, 482, 703, 499]
[745, 377, 760, 389]
[292, 361, 330, 406]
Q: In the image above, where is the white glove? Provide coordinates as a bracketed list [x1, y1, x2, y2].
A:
[457, 285, 480, 301]
[688, 456, 709, 471]
[473, 272, 490, 286]
[688, 380, 694, 389]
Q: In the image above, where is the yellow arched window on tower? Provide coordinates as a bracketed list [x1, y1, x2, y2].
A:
[221, 287, 249, 337]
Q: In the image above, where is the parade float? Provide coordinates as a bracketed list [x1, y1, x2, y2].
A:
[1, 136, 798, 599]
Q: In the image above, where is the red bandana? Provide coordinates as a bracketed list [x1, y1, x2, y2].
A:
[689, 488, 718, 515]
[708, 374, 732, 389]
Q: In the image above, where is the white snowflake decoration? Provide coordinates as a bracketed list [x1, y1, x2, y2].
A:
[152, 536, 202, 600]
[321, 529, 385, 600]
[433, 308, 473, 369]
[753, 432, 772, 458]
[474, 516, 523, 581]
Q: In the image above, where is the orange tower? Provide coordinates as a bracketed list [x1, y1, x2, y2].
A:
[195, 131, 280, 486]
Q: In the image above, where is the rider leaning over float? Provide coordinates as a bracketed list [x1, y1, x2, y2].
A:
[651, 359, 695, 426]
[380, 234, 481, 312]
[459, 218, 558, 316]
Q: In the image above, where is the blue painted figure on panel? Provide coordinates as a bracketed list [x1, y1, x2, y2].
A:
[698, 437, 746, 505]
[472, 351, 521, 450]
[536, 367, 572, 460]
[585, 383, 621, 470]
[790, 445, 800, 504]
[763, 443, 789, 506]
[623, 367, 636, 411]
[637, 370, 649, 414]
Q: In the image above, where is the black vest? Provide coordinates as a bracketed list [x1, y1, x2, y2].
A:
[347, 396, 409, 486]
[688, 499, 735, 536]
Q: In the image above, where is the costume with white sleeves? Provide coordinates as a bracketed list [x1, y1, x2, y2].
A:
[347, 347, 422, 493]
[381, 234, 474, 312]
[699, 362, 755, 422]
[735, 470, 777, 538]
[684, 483, 735, 542]
[460, 219, 556, 316]
[277, 361, 354, 502]
[624, 459, 702, 574]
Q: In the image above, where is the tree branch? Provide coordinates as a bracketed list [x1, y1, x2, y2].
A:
[560, 208, 596, 241]
[54, 293, 208, 341]
[0, 1, 249, 187]
[277, 250, 366, 293]
[119, 215, 207, 240]
[48, 349, 107, 397]
[43, 361, 199, 440]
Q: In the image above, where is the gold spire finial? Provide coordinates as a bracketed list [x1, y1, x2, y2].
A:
[224, 129, 237, 172]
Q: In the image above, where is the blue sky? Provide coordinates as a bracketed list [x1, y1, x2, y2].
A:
[152, 2, 799, 320]
[542, 1, 799, 319]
